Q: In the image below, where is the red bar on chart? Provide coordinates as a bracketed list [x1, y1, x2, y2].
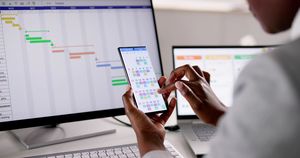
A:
[69, 52, 95, 56]
[52, 50, 65, 53]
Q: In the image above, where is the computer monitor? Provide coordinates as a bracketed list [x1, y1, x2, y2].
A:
[0, 0, 163, 131]
[173, 46, 275, 118]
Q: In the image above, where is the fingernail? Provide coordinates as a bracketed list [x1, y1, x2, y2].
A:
[175, 81, 183, 90]
[126, 86, 131, 91]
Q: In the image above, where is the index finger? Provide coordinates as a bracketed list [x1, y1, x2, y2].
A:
[157, 82, 176, 94]
[168, 64, 201, 84]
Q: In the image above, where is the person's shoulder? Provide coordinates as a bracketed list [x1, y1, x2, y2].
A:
[234, 40, 300, 100]
[257, 38, 300, 97]
[238, 38, 300, 88]
[274, 37, 300, 56]
[268, 37, 300, 66]
[234, 48, 283, 93]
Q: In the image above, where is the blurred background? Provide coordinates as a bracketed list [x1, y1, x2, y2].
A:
[152, 0, 290, 75]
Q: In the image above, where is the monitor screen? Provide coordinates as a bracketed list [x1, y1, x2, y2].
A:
[0, 0, 162, 130]
[173, 46, 274, 117]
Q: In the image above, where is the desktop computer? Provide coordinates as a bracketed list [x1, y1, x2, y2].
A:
[0, 0, 166, 151]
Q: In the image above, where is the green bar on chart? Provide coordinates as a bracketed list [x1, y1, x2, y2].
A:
[30, 40, 52, 43]
[26, 37, 43, 40]
[112, 82, 128, 86]
[112, 79, 127, 83]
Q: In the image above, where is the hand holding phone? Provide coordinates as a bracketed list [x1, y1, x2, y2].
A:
[119, 46, 167, 114]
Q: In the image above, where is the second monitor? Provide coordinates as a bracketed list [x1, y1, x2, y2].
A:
[173, 46, 275, 117]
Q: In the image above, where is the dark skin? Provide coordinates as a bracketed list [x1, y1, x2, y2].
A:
[122, 77, 176, 157]
[247, 0, 300, 33]
[158, 65, 227, 126]
[123, 67, 226, 156]
[123, 0, 300, 156]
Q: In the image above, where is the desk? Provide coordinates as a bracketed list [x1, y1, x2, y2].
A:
[0, 117, 196, 158]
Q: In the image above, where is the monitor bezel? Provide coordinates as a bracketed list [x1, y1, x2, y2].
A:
[0, 0, 164, 131]
[173, 45, 277, 119]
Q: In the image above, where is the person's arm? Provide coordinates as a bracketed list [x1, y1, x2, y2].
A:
[158, 65, 227, 126]
[122, 77, 176, 157]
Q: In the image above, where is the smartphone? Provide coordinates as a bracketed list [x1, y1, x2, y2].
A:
[119, 46, 167, 114]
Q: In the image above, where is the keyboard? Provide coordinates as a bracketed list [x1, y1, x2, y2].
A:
[192, 123, 216, 141]
[26, 141, 183, 158]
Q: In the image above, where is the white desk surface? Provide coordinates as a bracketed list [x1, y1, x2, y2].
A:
[0, 117, 197, 158]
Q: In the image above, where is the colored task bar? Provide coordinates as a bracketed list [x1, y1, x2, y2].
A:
[52, 50, 64, 53]
[205, 55, 231, 60]
[112, 82, 128, 86]
[70, 56, 81, 59]
[96, 64, 111, 68]
[26, 37, 43, 40]
[30, 40, 52, 43]
[234, 55, 255, 60]
[69, 52, 95, 56]
[112, 77, 128, 86]
[112, 79, 127, 83]
[176, 55, 202, 60]
[111, 66, 124, 70]
[1, 17, 15, 20]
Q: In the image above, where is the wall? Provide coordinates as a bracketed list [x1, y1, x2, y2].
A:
[154, 9, 290, 75]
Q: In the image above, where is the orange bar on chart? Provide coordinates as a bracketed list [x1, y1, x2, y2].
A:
[205, 55, 231, 60]
[176, 55, 202, 60]
[69, 52, 95, 56]
[70, 56, 81, 59]
[52, 50, 65, 53]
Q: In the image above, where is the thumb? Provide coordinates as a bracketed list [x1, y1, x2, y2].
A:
[122, 87, 140, 116]
[122, 87, 152, 126]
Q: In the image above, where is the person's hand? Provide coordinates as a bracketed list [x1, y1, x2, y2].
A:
[158, 65, 227, 126]
[122, 76, 176, 157]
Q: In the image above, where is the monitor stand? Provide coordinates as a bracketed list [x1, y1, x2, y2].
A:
[9, 119, 116, 149]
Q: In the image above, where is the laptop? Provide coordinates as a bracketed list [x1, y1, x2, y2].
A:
[173, 46, 275, 156]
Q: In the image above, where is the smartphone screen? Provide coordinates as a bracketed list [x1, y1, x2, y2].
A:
[119, 46, 167, 114]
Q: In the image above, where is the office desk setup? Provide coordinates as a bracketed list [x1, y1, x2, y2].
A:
[0, 117, 196, 158]
[0, 0, 278, 157]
